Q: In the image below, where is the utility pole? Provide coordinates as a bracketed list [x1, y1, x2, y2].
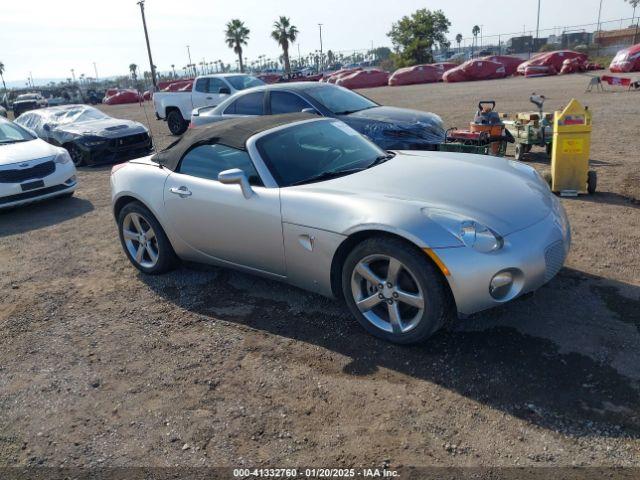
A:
[70, 68, 76, 83]
[93, 62, 99, 81]
[318, 24, 324, 71]
[596, 0, 603, 56]
[137, 0, 157, 89]
[536, 0, 541, 41]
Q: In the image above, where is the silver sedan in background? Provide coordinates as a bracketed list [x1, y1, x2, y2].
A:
[111, 114, 570, 344]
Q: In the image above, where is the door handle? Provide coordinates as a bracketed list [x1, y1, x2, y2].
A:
[169, 186, 192, 197]
[206, 96, 213, 100]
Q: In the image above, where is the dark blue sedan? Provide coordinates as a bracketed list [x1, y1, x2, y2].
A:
[189, 82, 445, 150]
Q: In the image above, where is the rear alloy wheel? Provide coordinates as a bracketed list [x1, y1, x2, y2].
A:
[67, 143, 85, 167]
[118, 202, 177, 274]
[167, 110, 187, 135]
[342, 236, 450, 344]
[514, 143, 526, 162]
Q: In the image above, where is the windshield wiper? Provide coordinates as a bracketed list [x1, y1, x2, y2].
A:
[367, 151, 396, 168]
[290, 167, 365, 186]
[0, 139, 29, 145]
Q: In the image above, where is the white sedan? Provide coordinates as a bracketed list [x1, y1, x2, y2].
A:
[0, 117, 77, 209]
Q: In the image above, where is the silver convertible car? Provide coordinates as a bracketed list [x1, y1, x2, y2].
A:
[111, 113, 570, 343]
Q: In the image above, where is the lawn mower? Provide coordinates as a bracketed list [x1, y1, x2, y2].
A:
[439, 101, 513, 157]
[503, 94, 554, 161]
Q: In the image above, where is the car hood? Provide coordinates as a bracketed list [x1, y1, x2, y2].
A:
[0, 138, 59, 166]
[341, 106, 445, 144]
[289, 151, 553, 236]
[53, 118, 147, 138]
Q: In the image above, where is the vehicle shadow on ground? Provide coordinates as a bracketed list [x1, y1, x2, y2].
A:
[0, 196, 93, 237]
[573, 191, 639, 209]
[143, 266, 640, 439]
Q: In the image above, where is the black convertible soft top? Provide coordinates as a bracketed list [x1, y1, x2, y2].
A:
[153, 112, 316, 171]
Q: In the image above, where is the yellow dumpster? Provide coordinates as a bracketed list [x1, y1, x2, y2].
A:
[550, 99, 597, 196]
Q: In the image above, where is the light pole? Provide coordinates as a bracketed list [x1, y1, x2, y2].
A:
[70, 68, 76, 83]
[536, 0, 541, 41]
[137, 0, 157, 89]
[186, 45, 192, 69]
[93, 62, 99, 81]
[596, 0, 603, 55]
[318, 24, 324, 71]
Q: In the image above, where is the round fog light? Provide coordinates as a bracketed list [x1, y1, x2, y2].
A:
[490, 271, 514, 300]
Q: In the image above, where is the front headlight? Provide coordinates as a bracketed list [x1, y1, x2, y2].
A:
[55, 150, 72, 164]
[425, 209, 503, 253]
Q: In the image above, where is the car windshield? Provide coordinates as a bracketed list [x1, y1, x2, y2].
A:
[256, 120, 387, 187]
[305, 85, 378, 115]
[52, 106, 109, 125]
[0, 121, 35, 144]
[225, 75, 265, 91]
[16, 94, 38, 101]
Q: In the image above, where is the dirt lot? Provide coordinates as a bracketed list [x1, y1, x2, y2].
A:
[1, 73, 639, 470]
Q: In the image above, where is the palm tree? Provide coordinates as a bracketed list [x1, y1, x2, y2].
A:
[225, 19, 250, 73]
[472, 26, 480, 54]
[455, 34, 463, 53]
[0, 61, 7, 107]
[129, 63, 138, 81]
[271, 16, 299, 75]
[171, 64, 176, 78]
[626, 0, 640, 43]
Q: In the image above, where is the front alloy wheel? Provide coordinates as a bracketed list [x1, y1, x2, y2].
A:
[68, 144, 85, 167]
[117, 201, 177, 274]
[122, 212, 160, 269]
[342, 236, 450, 344]
[351, 254, 425, 335]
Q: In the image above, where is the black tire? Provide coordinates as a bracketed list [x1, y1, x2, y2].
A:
[542, 170, 553, 188]
[546, 142, 553, 156]
[58, 191, 75, 199]
[523, 144, 532, 153]
[514, 143, 526, 161]
[341, 236, 451, 344]
[117, 201, 178, 274]
[66, 143, 85, 167]
[587, 170, 597, 195]
[167, 110, 187, 135]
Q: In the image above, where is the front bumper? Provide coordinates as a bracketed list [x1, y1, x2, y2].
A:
[435, 208, 571, 316]
[75, 133, 153, 165]
[0, 161, 77, 209]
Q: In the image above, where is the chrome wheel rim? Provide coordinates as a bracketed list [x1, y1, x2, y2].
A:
[350, 254, 425, 335]
[122, 212, 159, 269]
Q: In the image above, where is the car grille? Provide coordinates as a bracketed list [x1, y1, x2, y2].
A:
[544, 240, 566, 283]
[0, 161, 56, 184]
[109, 133, 149, 149]
[0, 183, 68, 205]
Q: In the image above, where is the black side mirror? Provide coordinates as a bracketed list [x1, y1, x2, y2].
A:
[43, 124, 51, 132]
[219, 87, 231, 95]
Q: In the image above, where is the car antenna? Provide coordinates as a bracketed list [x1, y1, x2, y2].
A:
[139, 92, 158, 154]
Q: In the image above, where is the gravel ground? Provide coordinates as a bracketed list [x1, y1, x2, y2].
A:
[0, 72, 639, 469]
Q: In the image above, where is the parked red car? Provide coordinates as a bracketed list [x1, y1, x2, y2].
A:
[610, 43, 640, 73]
[336, 69, 390, 89]
[389, 65, 443, 86]
[517, 51, 587, 76]
[103, 89, 141, 105]
[443, 60, 506, 83]
[481, 56, 524, 76]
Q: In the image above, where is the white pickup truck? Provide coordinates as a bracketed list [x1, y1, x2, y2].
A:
[153, 74, 265, 135]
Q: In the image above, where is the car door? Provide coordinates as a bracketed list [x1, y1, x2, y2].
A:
[269, 91, 315, 115]
[163, 143, 285, 275]
[221, 91, 266, 119]
[191, 78, 216, 110]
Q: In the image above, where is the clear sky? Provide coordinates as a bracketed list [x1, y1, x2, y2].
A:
[1, 0, 635, 84]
